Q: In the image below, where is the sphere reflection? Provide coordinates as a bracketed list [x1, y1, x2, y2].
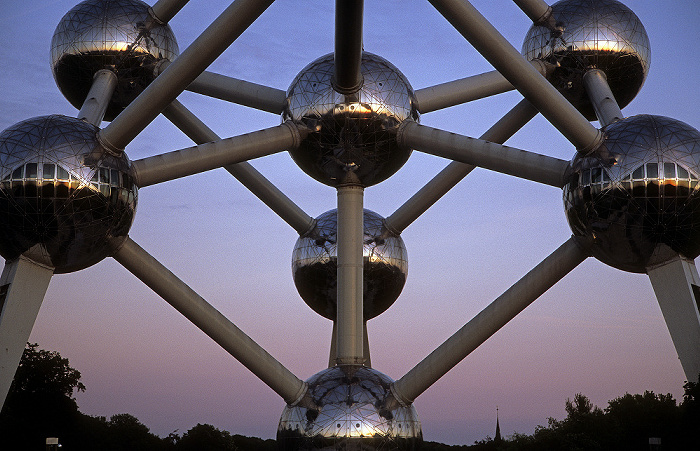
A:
[0, 115, 137, 273]
[277, 366, 422, 450]
[522, 0, 650, 120]
[564, 115, 700, 273]
[283, 52, 419, 187]
[292, 209, 407, 320]
[51, 0, 179, 121]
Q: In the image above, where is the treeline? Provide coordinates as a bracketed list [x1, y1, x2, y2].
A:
[422, 380, 700, 450]
[2, 344, 699, 450]
[0, 344, 275, 450]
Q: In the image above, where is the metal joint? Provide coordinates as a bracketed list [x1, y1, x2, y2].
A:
[577, 128, 605, 155]
[281, 120, 306, 151]
[331, 75, 364, 96]
[395, 120, 416, 148]
[570, 234, 594, 255]
[389, 383, 411, 408]
[147, 7, 166, 26]
[96, 130, 124, 156]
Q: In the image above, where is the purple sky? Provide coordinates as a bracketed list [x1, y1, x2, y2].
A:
[1, 0, 699, 445]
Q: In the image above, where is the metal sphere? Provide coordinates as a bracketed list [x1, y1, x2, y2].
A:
[51, 0, 179, 121]
[292, 209, 408, 321]
[0, 115, 137, 273]
[522, 0, 650, 120]
[277, 366, 422, 450]
[283, 52, 419, 187]
[564, 115, 700, 273]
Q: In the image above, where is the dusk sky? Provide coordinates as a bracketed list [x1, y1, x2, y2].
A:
[1, 0, 699, 445]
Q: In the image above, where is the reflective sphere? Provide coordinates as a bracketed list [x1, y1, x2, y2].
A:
[0, 115, 137, 273]
[292, 209, 408, 320]
[283, 52, 419, 187]
[51, 0, 179, 121]
[277, 366, 422, 450]
[564, 115, 700, 273]
[522, 0, 650, 120]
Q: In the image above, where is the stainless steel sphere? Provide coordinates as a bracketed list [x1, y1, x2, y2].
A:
[522, 0, 650, 120]
[292, 209, 408, 321]
[283, 52, 419, 187]
[277, 366, 422, 450]
[51, 0, 179, 121]
[0, 115, 137, 273]
[564, 115, 700, 273]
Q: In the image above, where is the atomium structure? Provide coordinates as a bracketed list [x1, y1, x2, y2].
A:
[1, 0, 699, 449]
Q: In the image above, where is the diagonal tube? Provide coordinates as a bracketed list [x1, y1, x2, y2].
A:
[582, 69, 623, 127]
[397, 121, 569, 187]
[416, 70, 514, 114]
[99, 0, 276, 152]
[512, 0, 558, 28]
[185, 71, 287, 114]
[132, 122, 303, 187]
[390, 236, 590, 406]
[334, 0, 364, 93]
[162, 100, 314, 235]
[156, 62, 286, 114]
[428, 0, 602, 152]
[150, 0, 191, 23]
[111, 237, 310, 406]
[77, 70, 118, 126]
[415, 61, 552, 113]
[386, 99, 538, 233]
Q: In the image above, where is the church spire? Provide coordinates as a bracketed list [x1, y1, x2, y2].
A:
[495, 406, 502, 443]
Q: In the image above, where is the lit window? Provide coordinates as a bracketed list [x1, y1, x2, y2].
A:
[664, 162, 676, 179]
[43, 163, 56, 180]
[632, 165, 644, 180]
[25, 163, 37, 179]
[57, 166, 69, 181]
[11, 166, 23, 180]
[646, 162, 658, 179]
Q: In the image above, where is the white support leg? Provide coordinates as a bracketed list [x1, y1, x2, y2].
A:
[0, 257, 54, 408]
[647, 256, 700, 382]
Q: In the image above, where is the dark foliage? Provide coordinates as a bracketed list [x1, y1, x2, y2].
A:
[466, 376, 700, 450]
[2, 344, 698, 450]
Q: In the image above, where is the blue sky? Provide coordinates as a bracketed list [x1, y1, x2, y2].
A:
[1, 0, 699, 445]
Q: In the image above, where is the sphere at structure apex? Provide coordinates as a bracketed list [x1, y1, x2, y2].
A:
[292, 209, 408, 321]
[51, 0, 179, 122]
[277, 366, 422, 450]
[564, 115, 700, 273]
[522, 0, 650, 120]
[0, 115, 137, 273]
[283, 52, 419, 187]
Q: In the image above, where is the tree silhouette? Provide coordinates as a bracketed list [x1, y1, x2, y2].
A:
[0, 343, 85, 449]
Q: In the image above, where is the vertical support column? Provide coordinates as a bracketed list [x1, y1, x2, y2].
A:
[0, 257, 54, 407]
[333, 0, 364, 94]
[77, 69, 118, 126]
[336, 183, 365, 365]
[647, 256, 700, 382]
[329, 321, 372, 367]
[582, 69, 623, 127]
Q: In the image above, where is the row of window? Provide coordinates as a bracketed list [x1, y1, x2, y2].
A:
[0, 179, 136, 204]
[2, 163, 134, 189]
[580, 162, 698, 186]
